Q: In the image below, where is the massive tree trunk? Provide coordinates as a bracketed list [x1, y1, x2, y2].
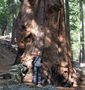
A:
[15, 0, 77, 87]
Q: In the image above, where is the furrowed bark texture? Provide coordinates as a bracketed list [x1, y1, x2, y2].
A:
[15, 0, 76, 87]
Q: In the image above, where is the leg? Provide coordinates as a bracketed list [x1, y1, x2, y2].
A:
[37, 67, 41, 84]
[33, 67, 37, 84]
[36, 67, 42, 87]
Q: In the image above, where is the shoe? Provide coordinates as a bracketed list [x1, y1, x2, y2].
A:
[37, 84, 42, 87]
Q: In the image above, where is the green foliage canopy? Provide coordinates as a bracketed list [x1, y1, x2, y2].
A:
[0, 0, 20, 34]
[69, 0, 80, 60]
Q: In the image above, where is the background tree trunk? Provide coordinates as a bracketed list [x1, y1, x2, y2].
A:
[15, 0, 76, 87]
[1, 17, 7, 36]
[79, 0, 85, 63]
[11, 0, 17, 44]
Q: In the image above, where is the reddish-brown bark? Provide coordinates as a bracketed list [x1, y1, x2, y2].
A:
[14, 0, 77, 87]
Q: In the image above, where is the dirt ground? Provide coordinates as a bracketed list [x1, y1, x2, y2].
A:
[0, 36, 17, 73]
[0, 36, 85, 90]
[0, 44, 16, 65]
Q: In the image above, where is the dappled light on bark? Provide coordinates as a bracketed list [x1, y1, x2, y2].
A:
[14, 0, 77, 87]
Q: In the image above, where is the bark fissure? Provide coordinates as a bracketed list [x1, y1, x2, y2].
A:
[14, 0, 77, 87]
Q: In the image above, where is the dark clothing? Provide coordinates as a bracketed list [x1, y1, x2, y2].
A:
[33, 66, 41, 84]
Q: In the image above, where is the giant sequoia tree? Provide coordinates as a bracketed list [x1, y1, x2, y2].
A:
[14, 0, 77, 87]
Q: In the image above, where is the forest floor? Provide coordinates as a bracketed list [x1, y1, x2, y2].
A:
[0, 35, 56, 90]
[0, 35, 85, 90]
[0, 35, 16, 72]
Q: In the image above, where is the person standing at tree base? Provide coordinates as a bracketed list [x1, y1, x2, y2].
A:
[32, 55, 42, 87]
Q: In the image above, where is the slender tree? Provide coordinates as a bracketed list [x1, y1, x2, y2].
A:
[11, 0, 17, 44]
[79, 0, 84, 63]
[65, 0, 70, 44]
